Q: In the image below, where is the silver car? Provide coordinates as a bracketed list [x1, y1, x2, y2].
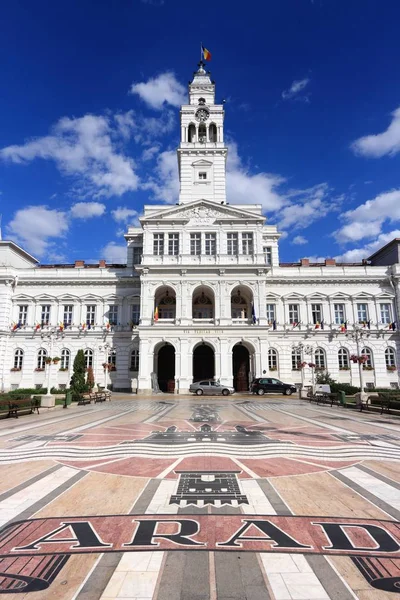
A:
[189, 380, 235, 396]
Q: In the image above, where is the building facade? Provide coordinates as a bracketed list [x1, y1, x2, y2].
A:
[1, 63, 399, 394]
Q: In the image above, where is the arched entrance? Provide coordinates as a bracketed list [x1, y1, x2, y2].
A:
[156, 344, 175, 392]
[193, 344, 215, 382]
[233, 344, 250, 391]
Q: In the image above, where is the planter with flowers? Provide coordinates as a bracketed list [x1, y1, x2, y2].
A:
[45, 358, 52, 365]
[339, 366, 350, 371]
[103, 363, 117, 372]
[52, 357, 61, 364]
[362, 365, 374, 371]
[35, 368, 45, 372]
[59, 367, 69, 372]
[10, 367, 21, 372]
[387, 365, 397, 372]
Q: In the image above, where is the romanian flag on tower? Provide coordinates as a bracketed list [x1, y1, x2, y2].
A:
[202, 45, 212, 61]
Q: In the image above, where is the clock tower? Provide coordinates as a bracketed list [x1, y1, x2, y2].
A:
[177, 62, 227, 205]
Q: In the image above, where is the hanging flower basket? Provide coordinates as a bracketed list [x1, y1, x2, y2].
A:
[45, 358, 52, 365]
[103, 363, 116, 372]
[52, 357, 61, 364]
[308, 363, 316, 368]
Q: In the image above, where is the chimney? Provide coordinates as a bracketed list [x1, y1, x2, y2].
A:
[325, 258, 336, 266]
[74, 260, 85, 268]
[99, 259, 106, 268]
[300, 258, 310, 267]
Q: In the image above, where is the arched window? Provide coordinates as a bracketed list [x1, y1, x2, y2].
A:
[108, 349, 116, 368]
[37, 348, 47, 370]
[292, 348, 302, 370]
[338, 348, 349, 370]
[84, 349, 93, 369]
[193, 291, 213, 319]
[130, 349, 139, 371]
[61, 349, 70, 370]
[14, 349, 24, 370]
[188, 123, 196, 143]
[268, 348, 278, 371]
[198, 123, 206, 143]
[209, 123, 217, 142]
[361, 347, 373, 369]
[385, 347, 396, 370]
[231, 290, 248, 319]
[315, 348, 326, 370]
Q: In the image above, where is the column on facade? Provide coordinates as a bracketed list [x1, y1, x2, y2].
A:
[218, 281, 231, 326]
[139, 278, 153, 326]
[257, 280, 267, 325]
[137, 337, 151, 393]
[177, 338, 190, 393]
[219, 338, 231, 386]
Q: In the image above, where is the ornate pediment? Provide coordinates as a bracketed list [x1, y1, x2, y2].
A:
[143, 201, 264, 225]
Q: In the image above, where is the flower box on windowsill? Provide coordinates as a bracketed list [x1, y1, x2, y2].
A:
[35, 368, 45, 372]
[315, 367, 325, 371]
[10, 368, 21, 372]
[386, 366, 397, 372]
[362, 366, 374, 371]
[59, 367, 69, 372]
[269, 367, 277, 371]
[339, 367, 350, 371]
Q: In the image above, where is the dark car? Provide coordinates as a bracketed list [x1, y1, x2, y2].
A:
[251, 377, 296, 396]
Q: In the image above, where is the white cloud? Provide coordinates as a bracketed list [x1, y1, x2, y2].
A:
[334, 189, 400, 243]
[282, 78, 310, 101]
[70, 202, 106, 219]
[277, 184, 343, 231]
[6, 206, 69, 257]
[292, 235, 308, 245]
[351, 107, 400, 157]
[142, 145, 161, 161]
[130, 72, 186, 110]
[0, 114, 139, 198]
[111, 207, 140, 225]
[226, 142, 285, 210]
[335, 229, 400, 262]
[100, 241, 127, 263]
[142, 149, 179, 203]
[114, 110, 136, 139]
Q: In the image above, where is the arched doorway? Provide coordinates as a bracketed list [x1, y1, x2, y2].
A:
[193, 344, 215, 382]
[233, 344, 250, 391]
[156, 344, 175, 392]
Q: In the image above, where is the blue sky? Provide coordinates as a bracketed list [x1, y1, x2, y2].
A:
[1, 0, 400, 264]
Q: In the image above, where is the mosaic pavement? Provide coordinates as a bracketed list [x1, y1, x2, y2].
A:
[0, 396, 399, 599]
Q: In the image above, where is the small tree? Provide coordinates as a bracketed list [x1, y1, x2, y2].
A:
[315, 371, 336, 386]
[70, 350, 87, 401]
[86, 366, 95, 390]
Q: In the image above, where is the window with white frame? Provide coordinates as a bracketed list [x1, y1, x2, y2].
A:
[291, 348, 302, 370]
[380, 303, 391, 324]
[242, 233, 253, 255]
[132, 247, 143, 264]
[108, 349, 116, 367]
[130, 349, 139, 371]
[338, 348, 349, 369]
[168, 233, 179, 256]
[361, 347, 373, 368]
[84, 349, 93, 368]
[288, 304, 299, 324]
[17, 305, 28, 325]
[268, 348, 278, 370]
[131, 303, 140, 325]
[37, 349, 47, 369]
[205, 233, 216, 256]
[190, 233, 201, 255]
[153, 233, 164, 256]
[108, 305, 118, 325]
[311, 304, 322, 325]
[227, 233, 238, 256]
[14, 349, 24, 370]
[61, 349, 70, 370]
[41, 305, 50, 326]
[357, 303, 368, 323]
[63, 305, 73, 326]
[315, 348, 326, 369]
[264, 246, 272, 265]
[334, 303, 345, 325]
[385, 347, 396, 369]
[86, 305, 96, 326]
[266, 303, 276, 322]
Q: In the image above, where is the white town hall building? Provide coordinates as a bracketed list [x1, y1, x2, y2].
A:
[0, 62, 399, 395]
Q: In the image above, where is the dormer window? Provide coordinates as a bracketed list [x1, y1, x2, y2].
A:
[199, 172, 207, 180]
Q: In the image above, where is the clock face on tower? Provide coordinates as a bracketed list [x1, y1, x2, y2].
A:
[195, 108, 209, 122]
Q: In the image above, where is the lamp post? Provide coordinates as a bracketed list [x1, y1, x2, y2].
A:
[346, 325, 367, 401]
[99, 342, 112, 391]
[41, 327, 63, 406]
[292, 343, 315, 391]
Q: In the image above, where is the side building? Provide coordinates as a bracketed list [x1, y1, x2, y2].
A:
[0, 63, 399, 394]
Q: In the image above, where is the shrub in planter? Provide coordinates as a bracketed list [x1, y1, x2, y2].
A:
[330, 382, 360, 395]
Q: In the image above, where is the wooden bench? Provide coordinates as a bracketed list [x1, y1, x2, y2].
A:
[308, 391, 340, 407]
[0, 396, 40, 419]
[77, 390, 112, 405]
[377, 393, 400, 415]
[78, 394, 92, 405]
